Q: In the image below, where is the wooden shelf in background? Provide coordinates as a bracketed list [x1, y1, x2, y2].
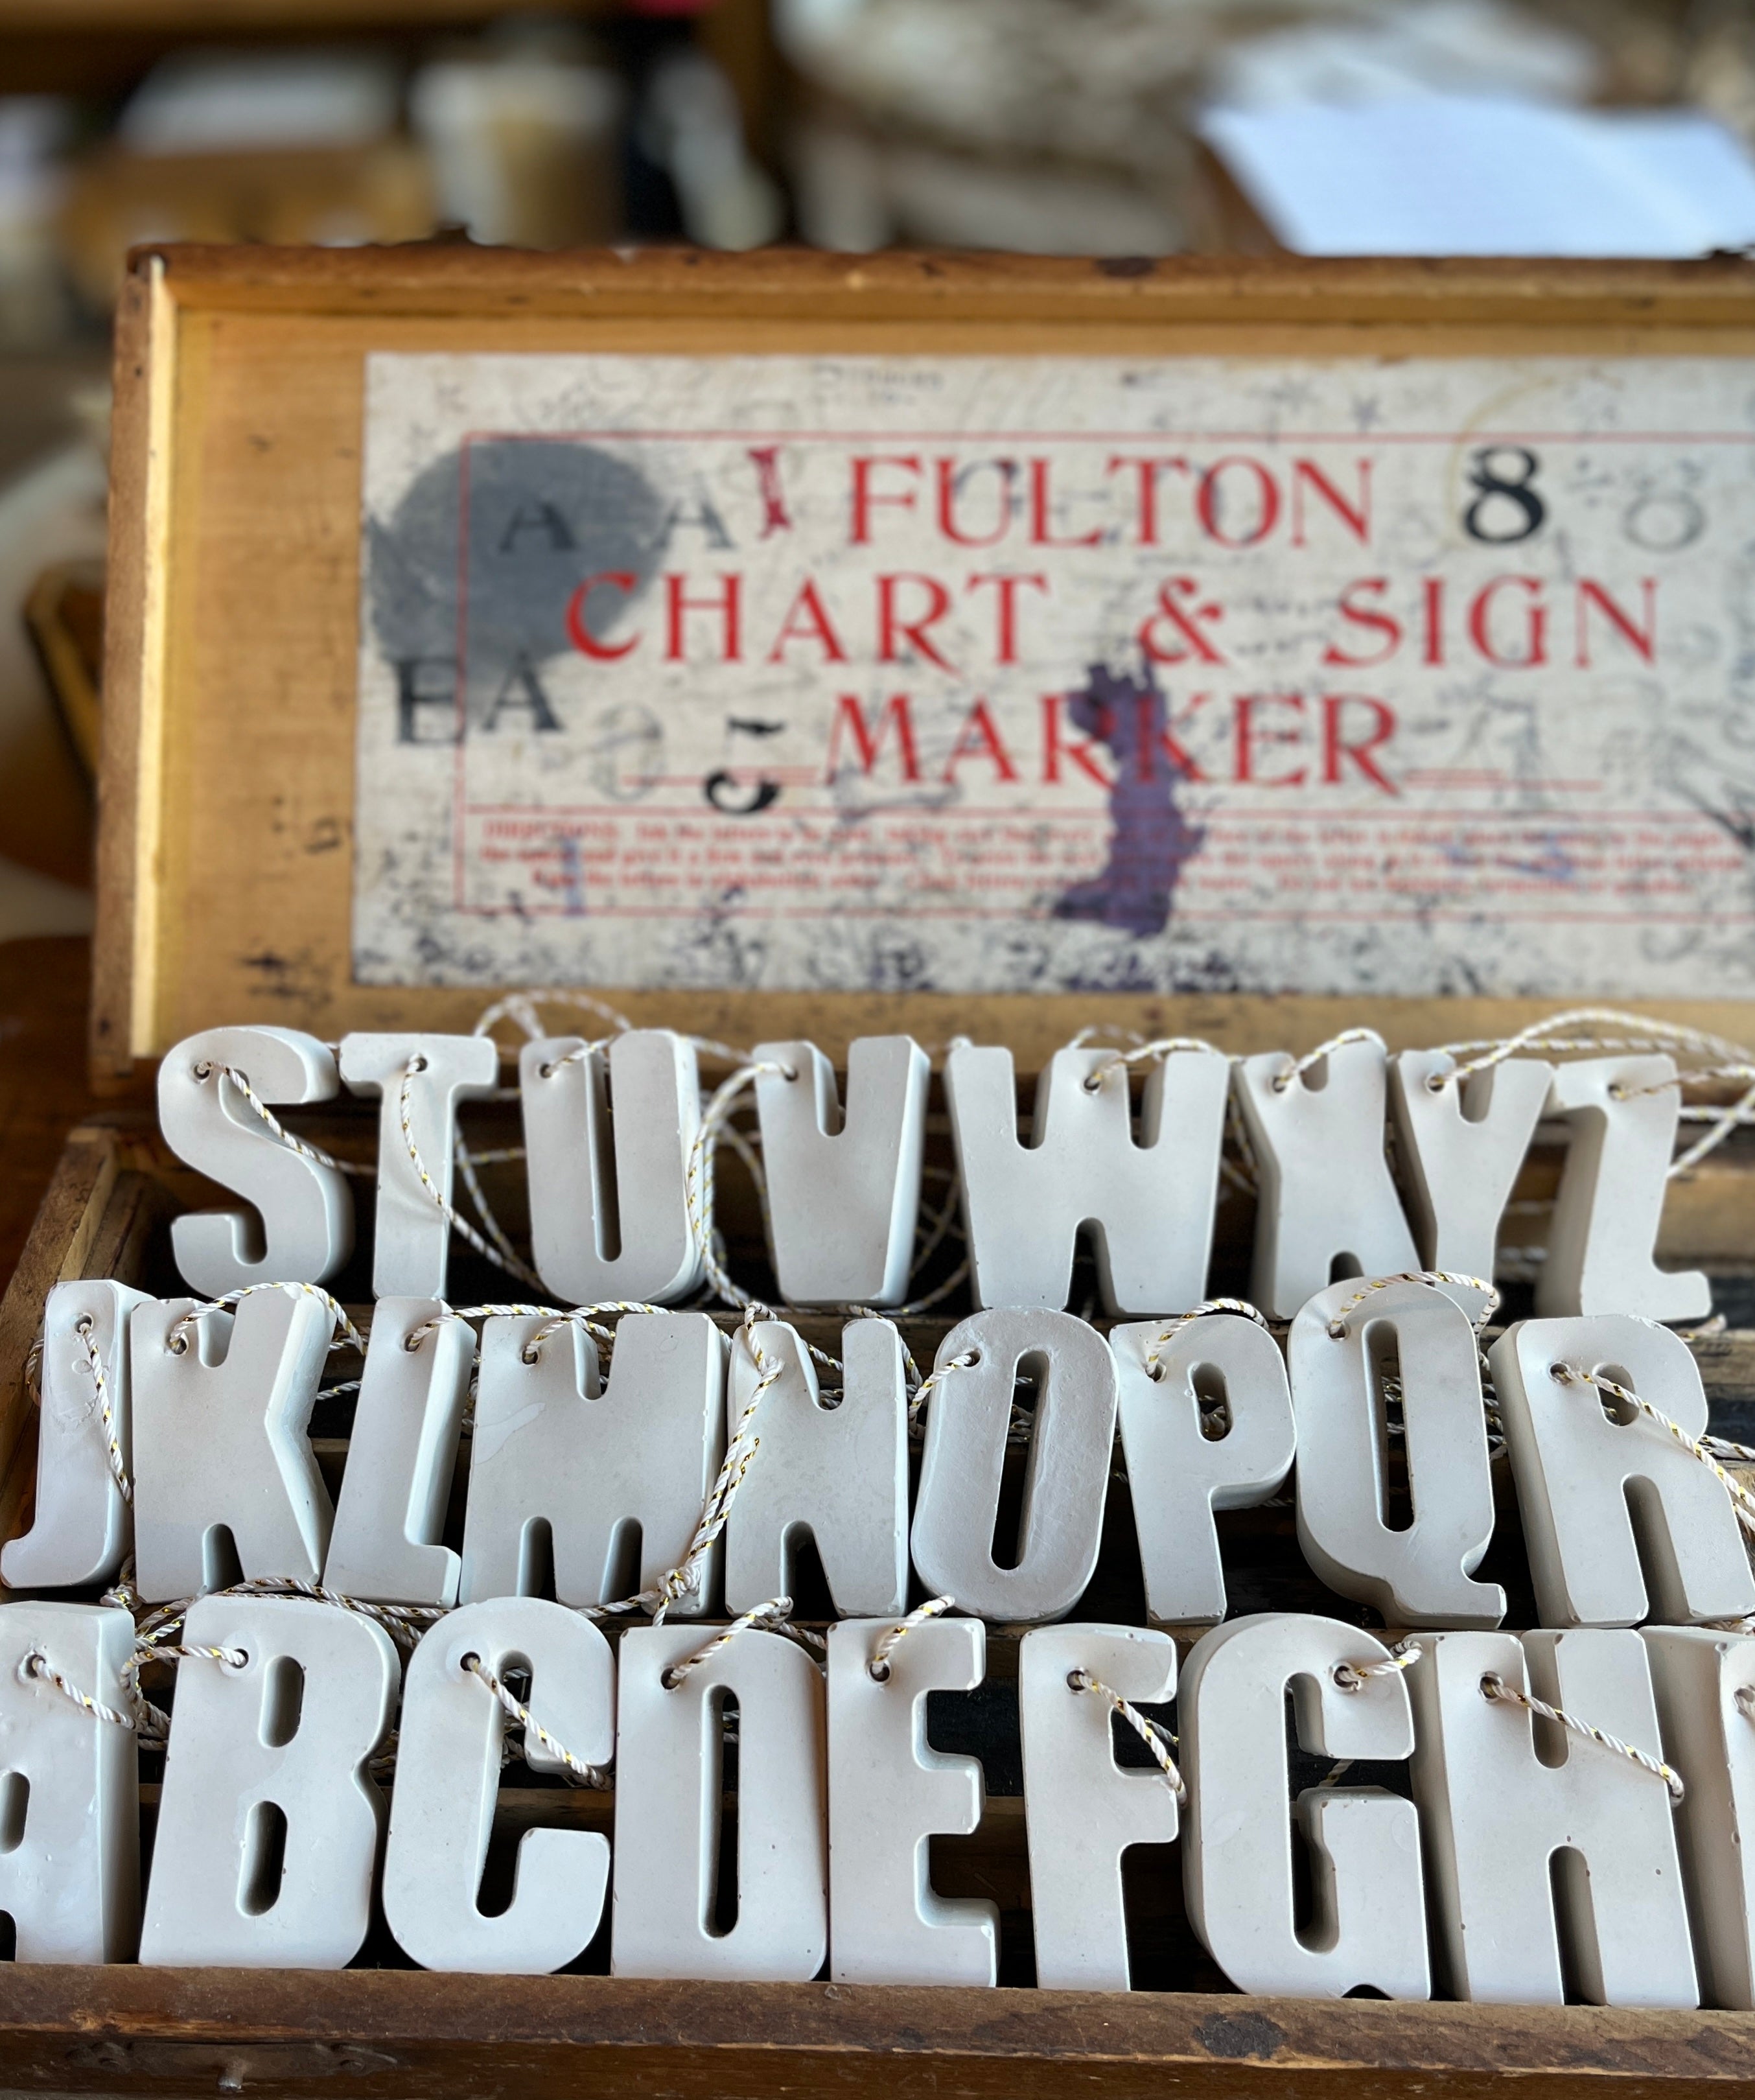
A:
[0, 0, 620, 27]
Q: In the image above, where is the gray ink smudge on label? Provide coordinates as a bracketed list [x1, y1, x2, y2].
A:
[366, 438, 668, 726]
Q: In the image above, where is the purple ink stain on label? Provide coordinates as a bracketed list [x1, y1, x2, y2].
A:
[1052, 662, 1205, 938]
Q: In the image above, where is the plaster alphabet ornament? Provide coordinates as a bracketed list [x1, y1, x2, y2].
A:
[1231, 1037, 1418, 1320]
[130, 1289, 334, 1603]
[1019, 1624, 1179, 1990]
[461, 1312, 726, 1615]
[752, 1037, 929, 1309]
[1289, 1279, 1504, 1628]
[520, 1030, 704, 1306]
[1537, 1055, 1711, 1322]
[1111, 1312, 1295, 1626]
[1641, 1626, 1755, 2009]
[1489, 1316, 1755, 1627]
[1389, 1049, 1552, 1282]
[324, 1297, 473, 1607]
[0, 1602, 139, 1962]
[3, 1279, 146, 1590]
[825, 1615, 996, 1986]
[384, 1598, 613, 1974]
[612, 1625, 828, 1981]
[1180, 1613, 1428, 2000]
[160, 1027, 353, 1298]
[1408, 1628, 1695, 2006]
[911, 1309, 1118, 1625]
[725, 1320, 907, 1618]
[944, 1041, 1227, 1316]
[141, 1596, 399, 1968]
[337, 1032, 500, 1300]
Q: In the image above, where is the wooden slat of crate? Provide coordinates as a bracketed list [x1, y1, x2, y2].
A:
[93, 244, 1755, 1091]
[7, 1965, 1755, 2099]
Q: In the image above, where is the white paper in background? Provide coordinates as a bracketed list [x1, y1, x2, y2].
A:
[1198, 96, 1755, 260]
[353, 351, 1755, 999]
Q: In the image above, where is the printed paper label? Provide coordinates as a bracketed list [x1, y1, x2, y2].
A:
[353, 351, 1755, 996]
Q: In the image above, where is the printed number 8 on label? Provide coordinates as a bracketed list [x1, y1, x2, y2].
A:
[1463, 445, 1545, 544]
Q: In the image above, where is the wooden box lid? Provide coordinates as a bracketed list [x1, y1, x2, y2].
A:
[94, 244, 1755, 1089]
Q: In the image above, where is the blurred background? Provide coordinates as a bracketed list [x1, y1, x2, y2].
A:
[3, 0, 1755, 948]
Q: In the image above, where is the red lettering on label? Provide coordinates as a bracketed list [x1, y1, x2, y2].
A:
[1291, 459, 1372, 546]
[664, 573, 741, 662]
[1235, 694, 1305, 786]
[826, 694, 922, 782]
[1104, 456, 1189, 546]
[1323, 578, 1402, 667]
[1138, 577, 1227, 665]
[747, 445, 792, 537]
[850, 456, 922, 544]
[1575, 578, 1656, 666]
[968, 573, 1049, 664]
[943, 699, 1019, 783]
[1422, 578, 1445, 666]
[878, 574, 957, 672]
[1139, 692, 1209, 784]
[766, 579, 848, 663]
[565, 572, 640, 660]
[1027, 458, 1102, 548]
[1197, 457, 1279, 548]
[936, 458, 1014, 546]
[1322, 694, 1398, 794]
[1041, 694, 1112, 787]
[1468, 577, 1546, 667]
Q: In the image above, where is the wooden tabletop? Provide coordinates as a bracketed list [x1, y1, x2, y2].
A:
[0, 935, 99, 1293]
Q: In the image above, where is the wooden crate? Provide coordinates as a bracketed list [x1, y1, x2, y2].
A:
[0, 1113, 1754, 2090]
[16, 239, 1755, 2090]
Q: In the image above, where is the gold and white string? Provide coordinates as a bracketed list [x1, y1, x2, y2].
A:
[868, 1595, 955, 1681]
[1551, 1359, 1755, 1542]
[71, 1316, 130, 1504]
[1333, 1639, 1423, 1693]
[1067, 1668, 1186, 1804]
[1325, 1272, 1501, 1340]
[460, 1650, 610, 1788]
[1479, 1668, 1685, 1804]
[166, 1281, 367, 1357]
